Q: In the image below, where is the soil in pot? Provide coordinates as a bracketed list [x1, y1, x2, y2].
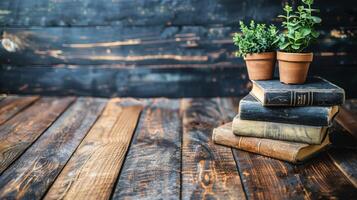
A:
[244, 52, 276, 81]
[277, 52, 313, 84]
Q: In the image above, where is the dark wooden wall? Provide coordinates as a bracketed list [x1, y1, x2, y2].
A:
[0, 0, 356, 97]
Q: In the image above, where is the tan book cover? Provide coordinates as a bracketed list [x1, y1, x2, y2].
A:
[213, 123, 330, 163]
[232, 116, 327, 144]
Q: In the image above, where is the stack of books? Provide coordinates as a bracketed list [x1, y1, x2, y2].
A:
[213, 77, 345, 163]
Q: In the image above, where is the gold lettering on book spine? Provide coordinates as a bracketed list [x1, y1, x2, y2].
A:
[291, 91, 313, 106]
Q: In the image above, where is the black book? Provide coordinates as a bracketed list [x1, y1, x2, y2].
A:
[251, 77, 345, 106]
[239, 94, 339, 126]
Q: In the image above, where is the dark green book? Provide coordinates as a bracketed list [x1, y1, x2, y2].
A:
[239, 94, 339, 126]
[251, 77, 345, 106]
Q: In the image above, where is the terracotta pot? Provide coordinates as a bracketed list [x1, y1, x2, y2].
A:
[277, 51, 313, 84]
[243, 52, 276, 80]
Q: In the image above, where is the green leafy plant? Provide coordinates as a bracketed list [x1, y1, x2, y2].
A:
[277, 0, 321, 53]
[233, 20, 278, 57]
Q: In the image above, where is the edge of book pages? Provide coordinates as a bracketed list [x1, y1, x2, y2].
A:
[213, 122, 330, 164]
[232, 116, 328, 144]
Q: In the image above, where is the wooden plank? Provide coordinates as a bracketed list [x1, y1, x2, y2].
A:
[0, 0, 355, 27]
[234, 150, 357, 199]
[296, 154, 357, 198]
[0, 65, 249, 98]
[0, 26, 239, 66]
[328, 148, 357, 188]
[0, 97, 106, 199]
[1, 65, 356, 98]
[0, 26, 355, 66]
[112, 99, 181, 200]
[0, 97, 75, 174]
[233, 150, 308, 199]
[44, 99, 142, 200]
[0, 95, 39, 125]
[181, 98, 246, 199]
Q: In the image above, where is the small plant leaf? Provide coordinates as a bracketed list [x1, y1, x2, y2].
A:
[311, 31, 320, 38]
[280, 42, 290, 50]
[292, 44, 300, 50]
[301, 28, 311, 37]
[311, 16, 322, 23]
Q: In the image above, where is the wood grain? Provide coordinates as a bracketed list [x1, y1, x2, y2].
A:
[112, 99, 181, 200]
[0, 95, 39, 125]
[295, 154, 357, 199]
[233, 150, 309, 199]
[234, 150, 357, 199]
[1, 26, 354, 66]
[0, 97, 106, 199]
[181, 98, 246, 200]
[0, 97, 75, 174]
[328, 148, 357, 188]
[44, 99, 142, 200]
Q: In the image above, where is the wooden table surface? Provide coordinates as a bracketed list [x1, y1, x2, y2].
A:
[0, 95, 356, 200]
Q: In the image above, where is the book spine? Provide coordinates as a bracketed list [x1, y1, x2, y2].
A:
[232, 118, 326, 144]
[239, 99, 333, 126]
[264, 91, 345, 106]
[213, 127, 301, 163]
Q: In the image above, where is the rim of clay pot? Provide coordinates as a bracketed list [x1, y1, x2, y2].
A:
[277, 51, 313, 62]
[244, 52, 276, 61]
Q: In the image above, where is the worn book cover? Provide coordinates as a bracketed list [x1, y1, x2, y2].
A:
[239, 94, 339, 126]
[213, 123, 330, 163]
[232, 116, 328, 144]
[251, 77, 345, 106]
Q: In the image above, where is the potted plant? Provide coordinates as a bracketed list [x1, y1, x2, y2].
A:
[233, 20, 278, 80]
[277, 0, 321, 84]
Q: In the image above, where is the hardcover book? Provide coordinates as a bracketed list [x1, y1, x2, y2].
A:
[251, 77, 345, 106]
[239, 94, 339, 126]
[232, 116, 328, 144]
[213, 123, 330, 163]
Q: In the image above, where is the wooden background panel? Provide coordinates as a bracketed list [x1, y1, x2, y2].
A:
[0, 26, 236, 66]
[0, 0, 356, 98]
[0, 0, 356, 27]
[0, 0, 356, 67]
[0, 26, 356, 66]
[1, 65, 356, 98]
[0, 65, 250, 97]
